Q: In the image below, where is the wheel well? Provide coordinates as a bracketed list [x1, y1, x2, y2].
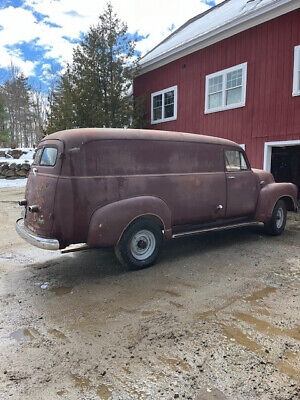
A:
[117, 214, 165, 245]
[130, 214, 164, 229]
[279, 196, 295, 211]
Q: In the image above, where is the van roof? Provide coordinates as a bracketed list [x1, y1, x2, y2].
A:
[43, 128, 239, 148]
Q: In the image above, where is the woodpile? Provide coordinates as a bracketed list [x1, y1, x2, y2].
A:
[0, 161, 31, 179]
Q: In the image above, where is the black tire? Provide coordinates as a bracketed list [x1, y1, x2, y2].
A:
[115, 218, 163, 270]
[264, 199, 287, 236]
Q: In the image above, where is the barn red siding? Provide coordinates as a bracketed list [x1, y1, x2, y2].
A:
[134, 9, 300, 169]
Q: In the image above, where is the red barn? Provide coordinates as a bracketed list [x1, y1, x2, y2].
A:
[134, 0, 300, 196]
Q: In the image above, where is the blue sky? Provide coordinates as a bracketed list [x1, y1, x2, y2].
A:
[0, 0, 220, 91]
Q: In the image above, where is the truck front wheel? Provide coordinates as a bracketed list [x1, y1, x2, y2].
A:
[115, 218, 163, 269]
[264, 200, 287, 236]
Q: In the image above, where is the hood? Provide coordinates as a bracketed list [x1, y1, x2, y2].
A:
[252, 168, 274, 185]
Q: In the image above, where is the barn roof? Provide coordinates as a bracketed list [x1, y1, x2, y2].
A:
[139, 0, 299, 74]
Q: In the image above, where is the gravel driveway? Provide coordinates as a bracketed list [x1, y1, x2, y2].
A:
[0, 187, 299, 400]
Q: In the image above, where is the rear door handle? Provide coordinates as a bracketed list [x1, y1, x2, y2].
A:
[32, 167, 38, 176]
[228, 176, 236, 179]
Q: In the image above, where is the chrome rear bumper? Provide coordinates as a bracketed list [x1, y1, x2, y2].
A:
[15, 218, 59, 250]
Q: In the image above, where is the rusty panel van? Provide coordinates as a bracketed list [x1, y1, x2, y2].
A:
[15, 128, 298, 269]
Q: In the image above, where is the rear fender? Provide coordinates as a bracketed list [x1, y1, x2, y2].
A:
[255, 182, 298, 223]
[87, 196, 172, 247]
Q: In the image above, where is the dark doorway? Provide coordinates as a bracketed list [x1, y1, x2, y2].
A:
[271, 145, 300, 199]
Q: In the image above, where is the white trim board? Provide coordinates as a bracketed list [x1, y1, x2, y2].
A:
[138, 0, 300, 75]
[293, 45, 300, 96]
[263, 139, 300, 172]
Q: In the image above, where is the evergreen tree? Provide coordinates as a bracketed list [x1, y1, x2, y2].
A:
[46, 66, 75, 134]
[0, 64, 46, 147]
[0, 95, 8, 145]
[47, 2, 144, 132]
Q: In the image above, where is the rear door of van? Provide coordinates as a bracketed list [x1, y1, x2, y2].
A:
[24, 139, 64, 237]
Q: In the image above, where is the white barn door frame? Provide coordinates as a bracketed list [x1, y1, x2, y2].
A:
[263, 139, 300, 172]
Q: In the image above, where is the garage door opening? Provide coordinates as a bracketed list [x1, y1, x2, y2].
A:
[264, 140, 300, 200]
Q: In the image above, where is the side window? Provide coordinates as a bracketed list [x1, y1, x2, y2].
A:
[205, 63, 247, 113]
[225, 150, 248, 172]
[151, 86, 177, 124]
[40, 147, 58, 167]
[32, 148, 43, 165]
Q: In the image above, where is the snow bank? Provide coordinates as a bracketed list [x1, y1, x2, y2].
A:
[0, 147, 35, 165]
[0, 178, 27, 188]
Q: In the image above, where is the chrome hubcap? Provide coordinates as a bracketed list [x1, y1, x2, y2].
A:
[276, 207, 284, 229]
[130, 230, 156, 260]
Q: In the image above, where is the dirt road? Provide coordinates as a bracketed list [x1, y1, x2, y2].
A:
[0, 187, 299, 400]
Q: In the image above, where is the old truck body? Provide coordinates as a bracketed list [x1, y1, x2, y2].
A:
[16, 128, 298, 268]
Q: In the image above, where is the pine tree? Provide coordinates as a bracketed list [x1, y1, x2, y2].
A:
[46, 66, 75, 134]
[47, 2, 144, 132]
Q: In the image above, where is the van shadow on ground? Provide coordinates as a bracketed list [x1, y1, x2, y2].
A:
[25, 225, 271, 287]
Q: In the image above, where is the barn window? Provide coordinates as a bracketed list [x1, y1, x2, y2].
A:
[293, 45, 300, 96]
[151, 85, 177, 124]
[205, 63, 247, 113]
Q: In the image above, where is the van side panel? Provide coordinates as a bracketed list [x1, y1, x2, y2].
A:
[54, 139, 227, 246]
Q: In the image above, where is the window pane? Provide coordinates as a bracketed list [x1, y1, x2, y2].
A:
[153, 107, 162, 121]
[164, 104, 174, 118]
[153, 94, 162, 108]
[164, 90, 175, 118]
[225, 150, 241, 171]
[240, 153, 248, 170]
[153, 94, 163, 121]
[33, 148, 42, 165]
[226, 86, 242, 105]
[164, 90, 174, 105]
[208, 75, 222, 94]
[40, 147, 58, 166]
[226, 69, 242, 89]
[208, 92, 222, 109]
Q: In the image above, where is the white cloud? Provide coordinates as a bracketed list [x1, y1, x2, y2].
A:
[0, 0, 212, 78]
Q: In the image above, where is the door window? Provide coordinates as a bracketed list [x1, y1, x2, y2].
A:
[32, 148, 43, 165]
[225, 150, 248, 172]
[40, 147, 58, 166]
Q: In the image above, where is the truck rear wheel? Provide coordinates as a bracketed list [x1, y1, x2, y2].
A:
[115, 218, 163, 270]
[264, 200, 287, 236]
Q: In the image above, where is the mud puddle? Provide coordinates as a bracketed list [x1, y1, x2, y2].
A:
[51, 286, 73, 296]
[9, 327, 37, 342]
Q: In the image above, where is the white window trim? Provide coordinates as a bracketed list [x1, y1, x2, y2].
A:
[151, 85, 177, 124]
[239, 144, 245, 151]
[292, 45, 300, 97]
[205, 62, 247, 114]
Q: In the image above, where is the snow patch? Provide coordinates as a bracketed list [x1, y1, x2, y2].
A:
[0, 178, 27, 188]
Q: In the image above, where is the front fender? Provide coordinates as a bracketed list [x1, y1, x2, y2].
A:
[255, 182, 298, 223]
[87, 196, 172, 247]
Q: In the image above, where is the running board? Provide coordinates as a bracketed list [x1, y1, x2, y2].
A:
[172, 222, 260, 239]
